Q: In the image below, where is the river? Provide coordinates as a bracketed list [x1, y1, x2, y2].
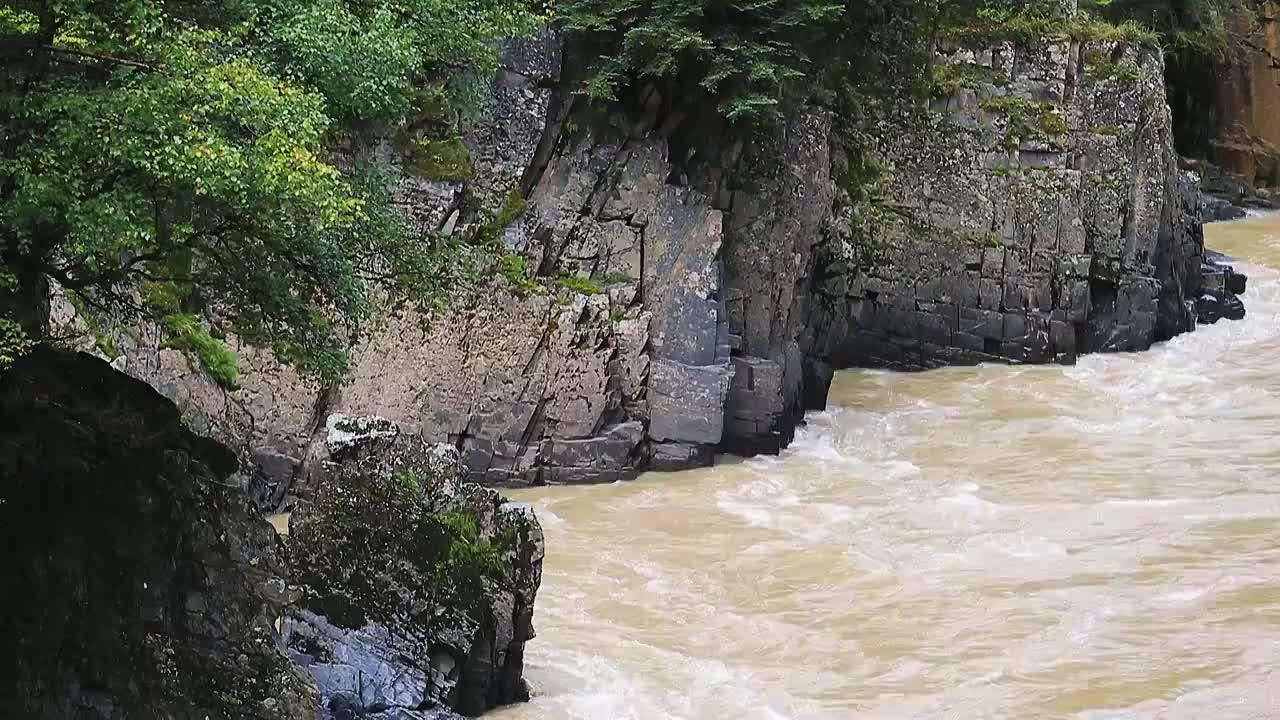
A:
[496, 213, 1280, 720]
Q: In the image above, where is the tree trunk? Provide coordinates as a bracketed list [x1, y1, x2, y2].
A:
[1, 250, 51, 340]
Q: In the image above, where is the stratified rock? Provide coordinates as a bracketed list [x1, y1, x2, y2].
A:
[0, 346, 317, 719]
[285, 415, 543, 718]
[54, 27, 1252, 486]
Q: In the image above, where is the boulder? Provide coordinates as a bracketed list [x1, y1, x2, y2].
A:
[285, 415, 543, 718]
[0, 347, 317, 719]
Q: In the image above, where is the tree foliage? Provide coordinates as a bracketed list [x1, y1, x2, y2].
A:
[0, 0, 541, 381]
[558, 0, 845, 122]
[558, 0, 1267, 124]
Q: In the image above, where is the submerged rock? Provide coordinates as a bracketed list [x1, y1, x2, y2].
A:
[0, 346, 317, 719]
[285, 415, 544, 718]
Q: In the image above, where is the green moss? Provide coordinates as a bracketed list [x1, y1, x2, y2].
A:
[555, 273, 604, 295]
[1038, 109, 1068, 136]
[404, 136, 475, 181]
[159, 313, 240, 389]
[496, 254, 542, 296]
[981, 96, 1068, 151]
[142, 281, 239, 388]
[475, 188, 529, 247]
[1082, 47, 1141, 83]
[932, 62, 1008, 96]
[1095, 124, 1125, 136]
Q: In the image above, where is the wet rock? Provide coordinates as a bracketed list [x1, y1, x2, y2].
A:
[1200, 193, 1249, 223]
[286, 416, 543, 717]
[1, 347, 317, 719]
[1197, 251, 1250, 324]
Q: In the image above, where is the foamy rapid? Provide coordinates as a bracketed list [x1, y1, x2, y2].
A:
[497, 214, 1280, 720]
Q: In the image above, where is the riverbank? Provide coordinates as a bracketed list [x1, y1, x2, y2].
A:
[497, 211, 1280, 720]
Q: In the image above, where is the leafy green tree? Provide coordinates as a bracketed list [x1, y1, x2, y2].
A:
[558, 0, 846, 122]
[0, 0, 541, 380]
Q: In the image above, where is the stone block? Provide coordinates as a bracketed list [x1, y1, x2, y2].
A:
[1003, 312, 1028, 340]
[648, 359, 733, 445]
[980, 279, 1003, 310]
[960, 307, 1004, 340]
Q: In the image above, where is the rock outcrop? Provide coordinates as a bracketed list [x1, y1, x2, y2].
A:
[0, 347, 317, 719]
[284, 415, 544, 718]
[55, 25, 1248, 486]
[808, 38, 1222, 372]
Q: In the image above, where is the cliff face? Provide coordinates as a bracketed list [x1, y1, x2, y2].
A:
[0, 347, 317, 719]
[1212, 4, 1280, 188]
[1, 350, 545, 720]
[61, 28, 1233, 487]
[810, 39, 1207, 373]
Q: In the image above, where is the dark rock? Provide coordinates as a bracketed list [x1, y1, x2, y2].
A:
[1, 347, 317, 719]
[1197, 251, 1250, 324]
[1201, 193, 1249, 222]
[286, 416, 543, 718]
[250, 446, 300, 511]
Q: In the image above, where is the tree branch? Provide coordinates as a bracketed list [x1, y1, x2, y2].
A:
[32, 44, 158, 71]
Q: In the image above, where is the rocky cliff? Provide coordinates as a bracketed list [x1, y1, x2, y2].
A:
[285, 415, 544, 718]
[57, 25, 1244, 487]
[1209, 3, 1280, 189]
[0, 347, 317, 719]
[1, 350, 543, 719]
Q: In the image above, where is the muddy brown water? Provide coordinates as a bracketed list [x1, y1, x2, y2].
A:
[496, 213, 1280, 720]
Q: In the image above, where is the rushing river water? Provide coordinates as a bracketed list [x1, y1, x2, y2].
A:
[497, 213, 1280, 720]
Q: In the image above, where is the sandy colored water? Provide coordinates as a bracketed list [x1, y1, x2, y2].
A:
[497, 213, 1280, 720]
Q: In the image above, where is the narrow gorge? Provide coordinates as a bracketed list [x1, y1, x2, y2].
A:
[2, 0, 1276, 718]
[60, 24, 1249, 488]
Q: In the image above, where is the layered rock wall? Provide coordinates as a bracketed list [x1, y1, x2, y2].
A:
[806, 38, 1207, 373]
[1213, 3, 1280, 187]
[58, 28, 1238, 487]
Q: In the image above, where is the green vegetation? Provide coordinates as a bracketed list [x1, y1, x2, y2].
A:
[0, 317, 34, 370]
[932, 62, 1010, 97]
[981, 96, 1069, 151]
[496, 254, 543, 296]
[1082, 47, 1143, 83]
[290, 460, 513, 643]
[559, 0, 844, 122]
[555, 273, 605, 295]
[559, 0, 1262, 124]
[0, 0, 542, 382]
[404, 136, 476, 180]
[159, 314, 240, 388]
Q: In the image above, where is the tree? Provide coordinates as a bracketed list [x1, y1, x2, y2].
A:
[0, 0, 542, 381]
